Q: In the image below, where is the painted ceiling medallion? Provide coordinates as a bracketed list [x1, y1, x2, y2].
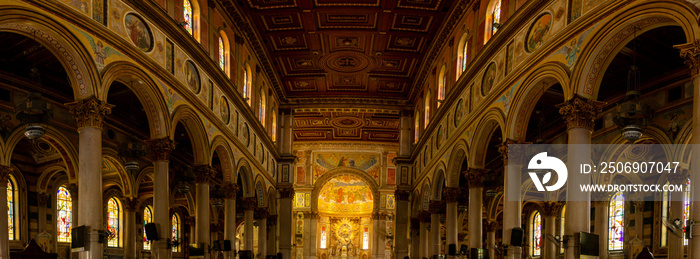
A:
[321, 51, 372, 73]
[330, 117, 364, 129]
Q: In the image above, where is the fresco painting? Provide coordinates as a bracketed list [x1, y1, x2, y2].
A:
[314, 152, 380, 180]
[387, 168, 396, 186]
[124, 14, 153, 52]
[527, 13, 552, 52]
[481, 62, 496, 96]
[318, 175, 373, 214]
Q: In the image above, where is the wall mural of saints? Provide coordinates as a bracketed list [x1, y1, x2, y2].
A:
[318, 175, 373, 214]
[185, 61, 201, 93]
[124, 14, 153, 52]
[526, 13, 552, 52]
[313, 152, 380, 181]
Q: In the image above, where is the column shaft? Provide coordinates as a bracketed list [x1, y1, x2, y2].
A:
[223, 183, 238, 259]
[306, 213, 317, 259]
[420, 220, 429, 259]
[430, 212, 441, 256]
[267, 217, 277, 256]
[468, 185, 483, 250]
[372, 213, 386, 259]
[410, 220, 420, 259]
[258, 217, 268, 257]
[669, 191, 685, 258]
[195, 180, 210, 258]
[499, 141, 524, 259]
[124, 207, 137, 259]
[78, 126, 103, 259]
[544, 215, 556, 259]
[278, 186, 294, 259]
[244, 208, 255, 252]
[395, 190, 410, 259]
[148, 137, 175, 259]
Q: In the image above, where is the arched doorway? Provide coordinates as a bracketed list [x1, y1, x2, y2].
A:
[314, 171, 377, 259]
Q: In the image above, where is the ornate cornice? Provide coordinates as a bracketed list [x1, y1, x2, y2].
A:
[442, 187, 461, 203]
[372, 211, 388, 220]
[677, 41, 700, 76]
[302, 211, 318, 219]
[221, 182, 239, 199]
[66, 96, 114, 130]
[557, 94, 603, 131]
[147, 138, 176, 161]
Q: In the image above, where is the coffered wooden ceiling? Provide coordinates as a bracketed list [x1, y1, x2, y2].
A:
[232, 0, 459, 105]
[293, 109, 400, 142]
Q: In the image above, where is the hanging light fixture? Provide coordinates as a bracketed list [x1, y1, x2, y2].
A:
[119, 137, 146, 171]
[15, 31, 53, 141]
[613, 26, 651, 143]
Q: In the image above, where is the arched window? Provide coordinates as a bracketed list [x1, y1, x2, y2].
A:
[320, 225, 327, 249]
[7, 175, 18, 240]
[172, 213, 181, 252]
[259, 91, 266, 126]
[57, 186, 72, 242]
[608, 192, 624, 251]
[424, 91, 431, 128]
[243, 65, 252, 105]
[218, 36, 225, 70]
[271, 107, 277, 142]
[414, 107, 420, 143]
[107, 197, 122, 247]
[684, 179, 691, 245]
[143, 206, 153, 250]
[661, 181, 670, 247]
[437, 66, 446, 108]
[462, 41, 468, 73]
[484, 0, 502, 43]
[531, 211, 542, 256]
[457, 34, 469, 79]
[183, 0, 193, 35]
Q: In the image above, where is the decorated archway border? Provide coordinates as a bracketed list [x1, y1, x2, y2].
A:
[311, 167, 381, 214]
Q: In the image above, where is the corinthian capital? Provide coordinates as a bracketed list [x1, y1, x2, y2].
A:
[221, 182, 239, 199]
[677, 41, 700, 76]
[465, 168, 488, 188]
[442, 187, 461, 203]
[194, 165, 214, 183]
[147, 138, 176, 161]
[497, 139, 525, 165]
[557, 94, 603, 131]
[67, 96, 114, 130]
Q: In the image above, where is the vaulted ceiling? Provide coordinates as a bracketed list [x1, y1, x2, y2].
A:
[231, 0, 458, 106]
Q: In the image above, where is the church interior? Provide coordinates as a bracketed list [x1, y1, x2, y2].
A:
[1, 0, 700, 258]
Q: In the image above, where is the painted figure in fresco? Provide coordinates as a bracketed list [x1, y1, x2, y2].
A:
[93, 41, 106, 66]
[126, 16, 146, 50]
[528, 16, 551, 51]
[186, 64, 199, 92]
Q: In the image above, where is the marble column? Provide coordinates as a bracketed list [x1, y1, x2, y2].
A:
[372, 212, 387, 259]
[0, 166, 13, 259]
[37, 192, 49, 234]
[278, 186, 294, 259]
[668, 172, 688, 259]
[395, 189, 411, 259]
[678, 41, 700, 259]
[410, 218, 420, 259]
[591, 194, 608, 259]
[442, 187, 460, 257]
[123, 198, 138, 259]
[68, 96, 113, 259]
[242, 197, 257, 253]
[497, 140, 524, 259]
[542, 202, 564, 259]
[304, 211, 318, 259]
[485, 221, 499, 259]
[267, 215, 278, 256]
[257, 209, 269, 258]
[147, 138, 175, 259]
[467, 169, 486, 250]
[194, 165, 213, 259]
[222, 183, 238, 259]
[558, 95, 601, 259]
[419, 212, 430, 259]
[429, 201, 443, 257]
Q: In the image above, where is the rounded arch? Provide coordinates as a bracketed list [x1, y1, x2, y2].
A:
[236, 158, 254, 197]
[431, 166, 446, 200]
[469, 108, 506, 167]
[211, 136, 235, 182]
[572, 1, 699, 99]
[135, 166, 155, 192]
[437, 64, 447, 108]
[36, 165, 69, 194]
[507, 62, 572, 141]
[2, 126, 79, 182]
[484, 0, 503, 44]
[102, 154, 136, 198]
[218, 30, 230, 75]
[254, 175, 266, 207]
[242, 62, 253, 104]
[310, 167, 381, 214]
[183, 0, 201, 41]
[445, 139, 469, 188]
[171, 105, 210, 165]
[100, 61, 170, 138]
[0, 7, 99, 100]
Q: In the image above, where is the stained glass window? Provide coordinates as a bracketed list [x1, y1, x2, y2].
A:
[243, 67, 251, 105]
[608, 192, 624, 251]
[532, 212, 542, 256]
[143, 206, 153, 250]
[560, 205, 565, 254]
[685, 179, 691, 245]
[437, 68, 446, 108]
[661, 181, 670, 247]
[320, 226, 327, 249]
[7, 175, 17, 240]
[183, 0, 193, 35]
[462, 42, 468, 73]
[218, 37, 225, 70]
[362, 227, 369, 250]
[424, 92, 430, 128]
[414, 107, 420, 143]
[172, 214, 180, 252]
[259, 94, 266, 126]
[491, 0, 501, 36]
[107, 197, 121, 247]
[57, 186, 72, 242]
[271, 108, 277, 142]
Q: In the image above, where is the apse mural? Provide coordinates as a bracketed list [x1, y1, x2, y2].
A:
[318, 175, 373, 215]
[313, 152, 380, 181]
